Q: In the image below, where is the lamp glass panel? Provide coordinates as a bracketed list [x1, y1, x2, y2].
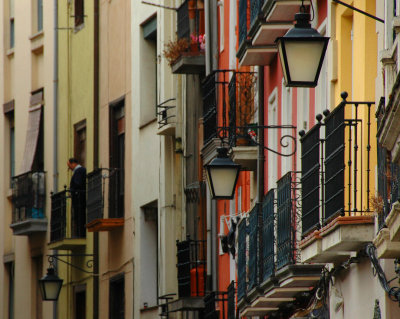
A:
[43, 281, 62, 300]
[278, 41, 289, 83]
[284, 41, 325, 82]
[209, 167, 238, 197]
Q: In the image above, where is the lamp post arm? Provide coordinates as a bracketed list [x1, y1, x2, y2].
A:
[332, 0, 384, 23]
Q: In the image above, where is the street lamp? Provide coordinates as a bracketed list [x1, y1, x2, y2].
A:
[39, 268, 63, 301]
[205, 147, 241, 199]
[276, 7, 329, 87]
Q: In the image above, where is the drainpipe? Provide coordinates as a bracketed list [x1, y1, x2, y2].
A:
[211, 0, 218, 70]
[204, 0, 210, 74]
[93, 1, 100, 319]
[53, 4, 59, 319]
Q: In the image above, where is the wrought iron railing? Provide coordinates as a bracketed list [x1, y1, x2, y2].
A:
[11, 171, 46, 223]
[262, 189, 275, 282]
[227, 281, 236, 319]
[377, 142, 400, 229]
[202, 72, 218, 145]
[108, 168, 124, 218]
[300, 93, 374, 237]
[204, 291, 228, 319]
[250, 0, 264, 28]
[237, 220, 247, 301]
[177, 0, 205, 51]
[176, 236, 207, 298]
[300, 124, 321, 235]
[50, 187, 86, 243]
[86, 168, 122, 224]
[228, 71, 257, 147]
[157, 98, 176, 129]
[276, 172, 298, 269]
[238, 0, 248, 47]
[248, 205, 260, 292]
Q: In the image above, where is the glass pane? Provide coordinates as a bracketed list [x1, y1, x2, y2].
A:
[38, 0, 43, 31]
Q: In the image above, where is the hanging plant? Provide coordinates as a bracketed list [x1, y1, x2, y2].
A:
[163, 38, 189, 66]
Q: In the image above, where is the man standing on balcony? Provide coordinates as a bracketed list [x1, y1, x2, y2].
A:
[67, 158, 86, 238]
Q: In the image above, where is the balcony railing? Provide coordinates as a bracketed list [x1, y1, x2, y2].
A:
[300, 93, 374, 237]
[176, 237, 206, 298]
[50, 188, 86, 243]
[238, 172, 300, 301]
[227, 281, 236, 319]
[177, 0, 205, 51]
[238, 0, 248, 47]
[12, 171, 46, 223]
[86, 168, 124, 225]
[202, 70, 256, 147]
[157, 98, 176, 130]
[204, 291, 228, 319]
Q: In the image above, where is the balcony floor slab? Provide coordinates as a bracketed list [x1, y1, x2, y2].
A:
[239, 46, 277, 67]
[264, 0, 310, 22]
[10, 218, 47, 236]
[374, 228, 400, 258]
[157, 123, 175, 136]
[86, 218, 124, 232]
[232, 146, 258, 171]
[168, 297, 205, 312]
[252, 23, 292, 46]
[385, 202, 400, 241]
[48, 238, 86, 250]
[171, 54, 205, 74]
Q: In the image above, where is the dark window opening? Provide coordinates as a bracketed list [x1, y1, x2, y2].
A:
[31, 110, 44, 172]
[74, 120, 87, 167]
[109, 275, 124, 319]
[74, 0, 84, 27]
[109, 100, 125, 218]
[6, 262, 14, 319]
[74, 285, 86, 319]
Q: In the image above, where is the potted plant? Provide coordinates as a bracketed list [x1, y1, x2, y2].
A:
[163, 38, 189, 66]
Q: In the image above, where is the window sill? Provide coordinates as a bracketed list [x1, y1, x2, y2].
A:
[6, 48, 14, 57]
[6, 188, 12, 200]
[74, 23, 85, 33]
[140, 305, 158, 313]
[29, 30, 44, 41]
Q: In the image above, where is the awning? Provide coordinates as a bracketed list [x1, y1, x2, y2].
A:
[20, 104, 42, 174]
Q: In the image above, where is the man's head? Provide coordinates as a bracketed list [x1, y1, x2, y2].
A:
[67, 158, 79, 170]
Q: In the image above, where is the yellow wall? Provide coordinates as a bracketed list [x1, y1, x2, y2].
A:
[57, 1, 94, 318]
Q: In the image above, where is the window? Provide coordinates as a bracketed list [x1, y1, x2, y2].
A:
[4, 100, 15, 184]
[74, 0, 84, 27]
[109, 275, 124, 319]
[37, 0, 43, 32]
[74, 120, 86, 167]
[268, 88, 278, 189]
[74, 285, 86, 319]
[10, 0, 14, 48]
[5, 262, 14, 319]
[140, 203, 158, 308]
[140, 16, 157, 125]
[110, 99, 125, 218]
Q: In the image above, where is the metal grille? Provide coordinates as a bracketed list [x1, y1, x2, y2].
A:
[237, 221, 246, 301]
[238, 0, 247, 46]
[277, 172, 295, 269]
[228, 74, 237, 146]
[87, 169, 104, 223]
[12, 171, 46, 223]
[109, 169, 124, 218]
[204, 292, 218, 319]
[324, 103, 345, 222]
[390, 162, 400, 208]
[262, 189, 275, 281]
[227, 281, 235, 319]
[157, 98, 176, 129]
[250, 0, 263, 28]
[176, 238, 206, 298]
[50, 190, 67, 243]
[177, 0, 190, 40]
[202, 72, 218, 144]
[300, 125, 321, 236]
[248, 204, 259, 291]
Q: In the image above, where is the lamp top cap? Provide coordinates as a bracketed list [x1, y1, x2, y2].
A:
[294, 12, 311, 28]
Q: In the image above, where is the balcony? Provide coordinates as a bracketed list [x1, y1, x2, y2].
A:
[10, 171, 47, 235]
[300, 94, 375, 263]
[49, 188, 86, 250]
[237, 172, 324, 318]
[86, 168, 124, 232]
[238, 0, 309, 66]
[373, 99, 400, 258]
[168, 237, 206, 313]
[169, 0, 205, 74]
[157, 98, 176, 136]
[202, 70, 258, 167]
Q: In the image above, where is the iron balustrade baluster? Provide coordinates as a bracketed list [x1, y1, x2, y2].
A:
[248, 205, 259, 291]
[237, 221, 246, 301]
[354, 104, 359, 211]
[277, 172, 295, 270]
[228, 74, 237, 146]
[87, 168, 104, 223]
[227, 281, 235, 319]
[262, 190, 275, 282]
[238, 0, 247, 47]
[367, 103, 372, 210]
[324, 102, 346, 223]
[12, 171, 46, 223]
[50, 189, 67, 243]
[300, 124, 321, 236]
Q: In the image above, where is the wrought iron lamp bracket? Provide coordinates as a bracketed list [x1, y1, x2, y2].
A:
[47, 254, 96, 275]
[216, 124, 297, 158]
